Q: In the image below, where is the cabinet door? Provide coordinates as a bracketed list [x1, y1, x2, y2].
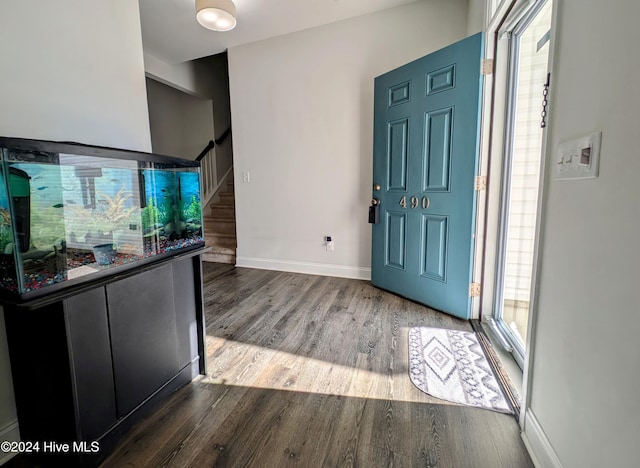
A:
[4, 302, 77, 443]
[172, 257, 199, 370]
[107, 265, 180, 417]
[65, 288, 117, 440]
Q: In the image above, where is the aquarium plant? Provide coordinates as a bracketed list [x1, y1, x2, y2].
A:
[0, 222, 13, 254]
[141, 197, 161, 234]
[185, 195, 201, 222]
[67, 186, 138, 247]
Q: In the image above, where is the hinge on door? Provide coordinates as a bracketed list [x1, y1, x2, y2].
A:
[475, 176, 487, 191]
[481, 59, 494, 76]
[469, 283, 481, 297]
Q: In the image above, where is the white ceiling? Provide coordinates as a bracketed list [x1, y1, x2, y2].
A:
[139, 0, 424, 64]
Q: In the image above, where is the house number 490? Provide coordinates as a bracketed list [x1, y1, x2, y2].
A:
[399, 196, 430, 209]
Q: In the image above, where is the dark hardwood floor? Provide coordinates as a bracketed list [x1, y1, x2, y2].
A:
[99, 264, 533, 468]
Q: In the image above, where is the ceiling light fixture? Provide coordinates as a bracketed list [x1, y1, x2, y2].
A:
[196, 0, 237, 32]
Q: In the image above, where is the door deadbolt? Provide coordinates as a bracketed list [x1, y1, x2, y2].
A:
[369, 198, 380, 224]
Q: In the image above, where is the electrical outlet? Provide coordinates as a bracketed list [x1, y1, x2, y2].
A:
[325, 236, 334, 252]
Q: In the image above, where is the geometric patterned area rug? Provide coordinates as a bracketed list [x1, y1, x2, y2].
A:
[409, 327, 513, 414]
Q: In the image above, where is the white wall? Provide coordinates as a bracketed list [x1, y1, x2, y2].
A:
[525, 1, 640, 467]
[467, 0, 486, 34]
[0, 1, 150, 461]
[0, 1, 150, 151]
[229, 0, 469, 278]
[144, 52, 203, 97]
[146, 78, 215, 159]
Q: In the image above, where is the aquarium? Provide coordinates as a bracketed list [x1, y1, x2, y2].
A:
[0, 137, 204, 298]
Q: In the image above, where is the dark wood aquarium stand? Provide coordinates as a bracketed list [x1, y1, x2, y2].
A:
[2, 249, 207, 467]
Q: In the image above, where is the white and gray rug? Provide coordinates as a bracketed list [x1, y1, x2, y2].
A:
[409, 327, 512, 414]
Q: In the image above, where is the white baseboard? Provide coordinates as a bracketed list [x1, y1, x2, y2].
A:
[0, 419, 20, 465]
[235, 256, 371, 281]
[521, 409, 563, 468]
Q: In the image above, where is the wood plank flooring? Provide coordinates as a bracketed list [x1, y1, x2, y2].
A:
[101, 264, 533, 468]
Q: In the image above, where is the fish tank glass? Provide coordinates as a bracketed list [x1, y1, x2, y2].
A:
[0, 137, 205, 299]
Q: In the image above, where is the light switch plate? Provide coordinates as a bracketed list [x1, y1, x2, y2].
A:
[555, 131, 602, 180]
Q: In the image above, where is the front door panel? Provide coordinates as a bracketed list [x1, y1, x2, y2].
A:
[385, 211, 407, 270]
[421, 214, 448, 282]
[423, 107, 453, 192]
[371, 33, 483, 319]
[387, 118, 409, 191]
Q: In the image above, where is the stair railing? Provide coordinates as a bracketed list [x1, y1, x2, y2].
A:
[196, 127, 232, 207]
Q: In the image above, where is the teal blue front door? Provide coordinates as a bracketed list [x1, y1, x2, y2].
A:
[371, 33, 483, 319]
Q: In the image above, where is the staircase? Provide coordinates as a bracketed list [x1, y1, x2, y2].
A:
[202, 175, 236, 264]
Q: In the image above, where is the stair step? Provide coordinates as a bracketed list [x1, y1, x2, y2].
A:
[215, 194, 234, 204]
[202, 215, 236, 224]
[210, 206, 235, 219]
[205, 175, 236, 253]
[206, 216, 235, 224]
[203, 216, 236, 225]
[205, 234, 236, 248]
[203, 218, 236, 234]
[203, 230, 235, 239]
[202, 251, 236, 264]
[219, 193, 234, 200]
[205, 244, 236, 255]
